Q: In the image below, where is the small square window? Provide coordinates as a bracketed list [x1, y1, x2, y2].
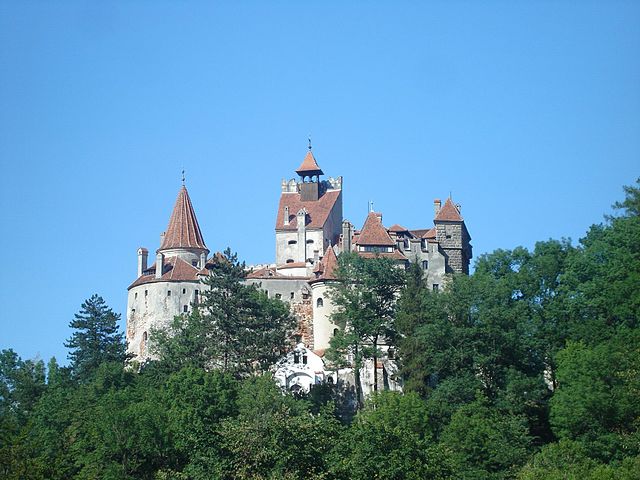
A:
[432, 284, 439, 292]
[290, 292, 295, 299]
[167, 290, 171, 297]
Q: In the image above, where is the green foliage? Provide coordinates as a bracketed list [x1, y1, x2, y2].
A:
[65, 294, 128, 382]
[550, 330, 640, 461]
[440, 397, 533, 479]
[327, 252, 405, 406]
[152, 249, 296, 377]
[333, 391, 453, 479]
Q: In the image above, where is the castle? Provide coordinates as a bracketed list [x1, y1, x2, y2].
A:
[126, 146, 472, 391]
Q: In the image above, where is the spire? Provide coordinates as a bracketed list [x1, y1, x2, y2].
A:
[159, 186, 208, 252]
[312, 245, 339, 282]
[295, 150, 324, 177]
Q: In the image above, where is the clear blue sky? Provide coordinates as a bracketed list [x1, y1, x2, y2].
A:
[1, 1, 638, 364]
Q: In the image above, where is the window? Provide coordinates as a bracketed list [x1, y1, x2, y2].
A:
[288, 240, 297, 245]
[422, 260, 428, 270]
[131, 308, 135, 314]
[333, 328, 339, 337]
[290, 292, 295, 299]
[167, 290, 171, 297]
[404, 239, 410, 250]
[134, 292, 138, 299]
[286, 259, 294, 263]
[265, 291, 269, 297]
[142, 331, 148, 342]
[302, 355, 308, 365]
[293, 353, 300, 364]
[306, 239, 314, 244]
[275, 293, 282, 299]
[192, 260, 198, 266]
[432, 284, 439, 292]
[361, 245, 393, 253]
[145, 290, 148, 297]
[194, 290, 199, 304]
[183, 305, 188, 313]
[317, 297, 324, 307]
[446, 234, 452, 239]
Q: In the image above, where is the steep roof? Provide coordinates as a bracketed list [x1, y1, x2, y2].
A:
[434, 198, 463, 222]
[355, 212, 395, 246]
[295, 150, 324, 176]
[275, 189, 341, 230]
[312, 245, 339, 282]
[422, 228, 436, 239]
[159, 186, 208, 251]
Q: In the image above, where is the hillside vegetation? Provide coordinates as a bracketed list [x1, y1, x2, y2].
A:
[1, 180, 638, 480]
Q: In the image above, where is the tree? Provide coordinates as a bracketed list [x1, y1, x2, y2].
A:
[333, 391, 453, 480]
[65, 295, 127, 382]
[152, 249, 296, 377]
[327, 252, 405, 408]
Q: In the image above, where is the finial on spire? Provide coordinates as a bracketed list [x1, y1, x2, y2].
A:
[308, 135, 312, 150]
[181, 169, 185, 186]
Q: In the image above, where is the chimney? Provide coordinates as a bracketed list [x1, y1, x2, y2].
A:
[199, 252, 207, 269]
[137, 248, 148, 277]
[284, 206, 289, 226]
[297, 209, 307, 262]
[313, 249, 320, 265]
[434, 199, 442, 216]
[342, 220, 352, 253]
[155, 253, 164, 279]
[159, 231, 166, 247]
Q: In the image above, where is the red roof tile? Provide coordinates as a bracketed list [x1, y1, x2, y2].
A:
[128, 256, 201, 289]
[275, 190, 342, 230]
[388, 224, 408, 233]
[311, 246, 339, 282]
[422, 228, 436, 239]
[295, 150, 324, 176]
[435, 198, 463, 222]
[159, 186, 208, 251]
[355, 212, 395, 246]
[357, 250, 408, 261]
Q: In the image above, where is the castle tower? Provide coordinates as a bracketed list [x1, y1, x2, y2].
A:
[309, 245, 340, 351]
[126, 185, 209, 363]
[433, 198, 472, 274]
[275, 147, 343, 269]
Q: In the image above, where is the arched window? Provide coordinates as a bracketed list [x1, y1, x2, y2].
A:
[317, 297, 324, 308]
[333, 328, 339, 337]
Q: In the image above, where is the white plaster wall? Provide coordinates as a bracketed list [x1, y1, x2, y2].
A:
[311, 282, 339, 350]
[126, 280, 201, 362]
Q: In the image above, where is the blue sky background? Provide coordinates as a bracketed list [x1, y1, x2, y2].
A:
[1, 1, 638, 364]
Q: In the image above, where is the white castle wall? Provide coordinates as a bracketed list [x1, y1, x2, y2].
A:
[126, 280, 201, 361]
[311, 281, 339, 351]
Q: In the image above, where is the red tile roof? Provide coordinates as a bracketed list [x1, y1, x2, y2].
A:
[434, 198, 463, 222]
[275, 190, 342, 230]
[311, 246, 339, 282]
[355, 212, 395, 246]
[357, 250, 408, 261]
[159, 186, 208, 251]
[128, 256, 201, 289]
[422, 228, 436, 239]
[388, 224, 408, 233]
[295, 150, 324, 176]
[246, 266, 287, 279]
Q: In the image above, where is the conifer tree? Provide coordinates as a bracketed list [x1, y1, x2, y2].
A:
[65, 294, 127, 381]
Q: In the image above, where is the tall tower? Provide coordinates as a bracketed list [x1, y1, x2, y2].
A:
[275, 147, 343, 268]
[126, 185, 209, 362]
[433, 198, 472, 274]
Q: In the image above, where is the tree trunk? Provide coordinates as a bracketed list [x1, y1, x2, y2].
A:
[373, 334, 378, 394]
[354, 344, 364, 410]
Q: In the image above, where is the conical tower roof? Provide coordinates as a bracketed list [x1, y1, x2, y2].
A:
[356, 212, 395, 246]
[159, 186, 208, 252]
[295, 150, 324, 176]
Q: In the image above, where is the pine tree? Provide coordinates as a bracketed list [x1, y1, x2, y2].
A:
[65, 294, 127, 381]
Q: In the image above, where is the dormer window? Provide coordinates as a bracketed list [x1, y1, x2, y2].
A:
[192, 260, 198, 266]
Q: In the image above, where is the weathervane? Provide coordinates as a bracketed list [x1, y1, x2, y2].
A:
[182, 169, 185, 186]
[308, 135, 312, 150]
